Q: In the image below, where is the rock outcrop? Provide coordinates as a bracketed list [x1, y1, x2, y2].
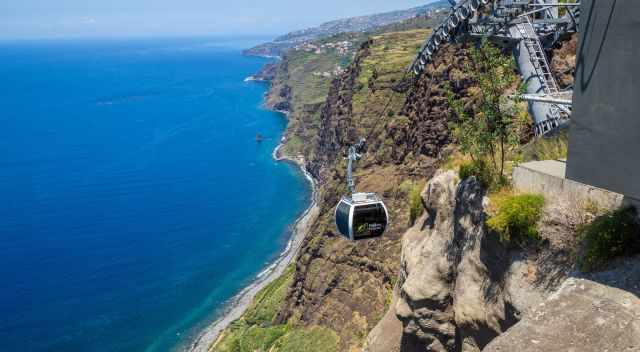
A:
[484, 277, 640, 352]
[366, 169, 639, 352]
[394, 171, 518, 352]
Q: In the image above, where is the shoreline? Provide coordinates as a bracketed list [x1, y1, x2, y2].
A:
[186, 113, 318, 352]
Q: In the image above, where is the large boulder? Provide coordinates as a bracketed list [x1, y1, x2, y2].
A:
[484, 277, 640, 352]
[394, 171, 517, 352]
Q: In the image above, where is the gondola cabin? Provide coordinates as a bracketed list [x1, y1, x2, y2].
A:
[335, 192, 388, 241]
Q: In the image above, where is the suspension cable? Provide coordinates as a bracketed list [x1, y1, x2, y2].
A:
[337, 61, 438, 192]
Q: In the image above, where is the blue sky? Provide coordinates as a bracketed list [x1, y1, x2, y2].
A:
[0, 0, 438, 39]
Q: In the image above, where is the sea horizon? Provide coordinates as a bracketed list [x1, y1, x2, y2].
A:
[0, 36, 312, 352]
[0, 34, 279, 44]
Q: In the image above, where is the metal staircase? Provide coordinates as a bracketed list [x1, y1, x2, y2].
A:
[514, 15, 568, 135]
[514, 15, 559, 95]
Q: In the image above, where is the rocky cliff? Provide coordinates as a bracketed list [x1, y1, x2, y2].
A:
[485, 276, 640, 352]
[212, 9, 639, 352]
[364, 171, 639, 352]
[272, 30, 464, 351]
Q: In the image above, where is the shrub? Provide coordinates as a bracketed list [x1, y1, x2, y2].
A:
[521, 130, 568, 162]
[578, 206, 640, 272]
[408, 187, 423, 226]
[238, 325, 289, 352]
[487, 194, 545, 243]
[399, 180, 424, 225]
[245, 265, 295, 325]
[446, 39, 524, 180]
[214, 324, 289, 352]
[459, 159, 493, 188]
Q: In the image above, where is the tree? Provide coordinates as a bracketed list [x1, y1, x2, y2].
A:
[446, 39, 525, 181]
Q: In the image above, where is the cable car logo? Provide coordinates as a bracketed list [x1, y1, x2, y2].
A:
[356, 223, 383, 234]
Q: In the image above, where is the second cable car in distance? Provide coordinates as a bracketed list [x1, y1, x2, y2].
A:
[334, 139, 389, 241]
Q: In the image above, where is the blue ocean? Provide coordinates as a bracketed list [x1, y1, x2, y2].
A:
[0, 38, 311, 351]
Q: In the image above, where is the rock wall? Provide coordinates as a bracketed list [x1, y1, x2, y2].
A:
[392, 171, 518, 352]
[308, 40, 370, 182]
[400, 44, 475, 159]
[485, 277, 640, 352]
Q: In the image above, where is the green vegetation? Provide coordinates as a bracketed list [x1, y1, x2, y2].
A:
[458, 159, 494, 189]
[282, 135, 305, 157]
[521, 130, 568, 162]
[441, 149, 470, 172]
[558, 0, 579, 16]
[372, 11, 446, 35]
[446, 39, 526, 182]
[272, 326, 339, 352]
[272, 32, 366, 156]
[244, 265, 295, 325]
[399, 180, 425, 225]
[214, 323, 289, 352]
[213, 266, 295, 352]
[212, 265, 341, 352]
[578, 207, 640, 272]
[214, 324, 339, 352]
[354, 29, 431, 120]
[487, 193, 545, 244]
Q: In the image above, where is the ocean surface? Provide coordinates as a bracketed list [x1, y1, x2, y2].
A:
[0, 37, 311, 352]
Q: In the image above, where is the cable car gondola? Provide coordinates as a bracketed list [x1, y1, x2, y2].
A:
[334, 140, 389, 241]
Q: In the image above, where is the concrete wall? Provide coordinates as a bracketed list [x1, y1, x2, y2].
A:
[566, 0, 640, 200]
[513, 161, 624, 211]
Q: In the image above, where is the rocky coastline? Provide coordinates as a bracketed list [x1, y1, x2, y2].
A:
[186, 74, 318, 352]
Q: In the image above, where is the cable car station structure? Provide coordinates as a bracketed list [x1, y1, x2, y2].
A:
[409, 0, 581, 136]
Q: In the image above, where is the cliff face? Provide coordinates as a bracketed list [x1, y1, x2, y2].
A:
[306, 40, 368, 181]
[310, 40, 479, 194]
[237, 29, 482, 351]
[399, 44, 475, 160]
[274, 30, 448, 351]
